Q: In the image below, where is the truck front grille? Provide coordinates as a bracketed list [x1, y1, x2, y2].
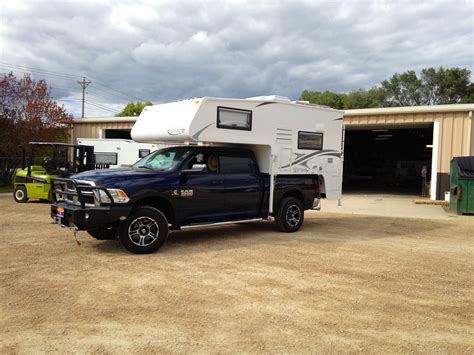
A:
[53, 180, 96, 207]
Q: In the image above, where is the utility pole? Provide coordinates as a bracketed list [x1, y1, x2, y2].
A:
[77, 77, 91, 118]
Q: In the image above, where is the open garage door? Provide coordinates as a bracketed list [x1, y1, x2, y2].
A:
[104, 129, 131, 139]
[343, 124, 433, 195]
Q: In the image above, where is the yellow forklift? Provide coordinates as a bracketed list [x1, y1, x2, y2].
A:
[13, 142, 96, 203]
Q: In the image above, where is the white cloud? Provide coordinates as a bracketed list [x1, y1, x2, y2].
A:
[0, 0, 472, 117]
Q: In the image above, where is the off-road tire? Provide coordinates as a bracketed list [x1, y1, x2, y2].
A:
[119, 206, 169, 254]
[275, 197, 304, 232]
[87, 227, 119, 240]
[13, 186, 28, 203]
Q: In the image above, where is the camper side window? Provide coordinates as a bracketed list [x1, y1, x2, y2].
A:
[95, 152, 118, 165]
[298, 131, 323, 150]
[217, 107, 252, 131]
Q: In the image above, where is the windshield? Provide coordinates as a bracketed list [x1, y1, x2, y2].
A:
[132, 148, 192, 171]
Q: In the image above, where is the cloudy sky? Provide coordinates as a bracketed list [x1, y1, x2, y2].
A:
[1, 0, 473, 117]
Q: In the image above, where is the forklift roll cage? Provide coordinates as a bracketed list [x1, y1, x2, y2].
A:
[20, 142, 96, 177]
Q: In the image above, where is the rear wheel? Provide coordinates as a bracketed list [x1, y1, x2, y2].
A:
[119, 206, 169, 254]
[275, 197, 304, 232]
[87, 227, 118, 240]
[13, 186, 28, 203]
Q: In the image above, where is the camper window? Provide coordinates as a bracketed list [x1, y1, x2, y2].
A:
[217, 106, 252, 131]
[95, 152, 118, 165]
[298, 131, 323, 150]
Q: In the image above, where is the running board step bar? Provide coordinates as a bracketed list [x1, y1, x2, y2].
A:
[180, 218, 264, 230]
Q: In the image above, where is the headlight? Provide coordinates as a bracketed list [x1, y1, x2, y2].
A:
[94, 189, 129, 204]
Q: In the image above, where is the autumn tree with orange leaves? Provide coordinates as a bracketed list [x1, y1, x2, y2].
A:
[0, 72, 73, 185]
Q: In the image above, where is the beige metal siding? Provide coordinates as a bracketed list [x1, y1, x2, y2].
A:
[471, 114, 474, 155]
[436, 112, 470, 173]
[344, 113, 436, 126]
[72, 122, 134, 143]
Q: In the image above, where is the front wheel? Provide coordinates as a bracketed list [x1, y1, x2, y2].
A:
[13, 186, 28, 203]
[119, 206, 169, 254]
[275, 197, 304, 232]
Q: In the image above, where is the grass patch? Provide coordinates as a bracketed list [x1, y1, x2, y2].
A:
[0, 185, 14, 193]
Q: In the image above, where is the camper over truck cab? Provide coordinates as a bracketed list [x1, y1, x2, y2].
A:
[50, 96, 344, 254]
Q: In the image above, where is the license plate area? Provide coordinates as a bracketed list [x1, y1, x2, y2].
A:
[57, 207, 65, 218]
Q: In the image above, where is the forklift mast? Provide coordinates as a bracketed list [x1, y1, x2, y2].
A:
[74, 145, 95, 173]
[23, 142, 96, 177]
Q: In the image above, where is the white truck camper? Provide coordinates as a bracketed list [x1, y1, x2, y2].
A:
[131, 95, 345, 213]
[77, 138, 163, 168]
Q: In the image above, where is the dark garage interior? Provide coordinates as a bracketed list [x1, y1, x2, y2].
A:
[343, 125, 433, 195]
[104, 129, 132, 139]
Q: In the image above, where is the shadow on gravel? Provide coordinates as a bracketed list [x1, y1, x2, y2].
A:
[90, 214, 451, 255]
[92, 239, 127, 254]
[165, 214, 450, 253]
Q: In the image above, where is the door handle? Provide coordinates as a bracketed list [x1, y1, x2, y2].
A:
[211, 180, 224, 185]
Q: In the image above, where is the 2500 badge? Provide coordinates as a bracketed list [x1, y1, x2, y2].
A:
[172, 189, 193, 197]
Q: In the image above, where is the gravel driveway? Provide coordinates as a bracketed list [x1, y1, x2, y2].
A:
[1, 195, 472, 353]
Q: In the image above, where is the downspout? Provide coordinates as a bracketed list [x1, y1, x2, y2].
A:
[468, 111, 472, 156]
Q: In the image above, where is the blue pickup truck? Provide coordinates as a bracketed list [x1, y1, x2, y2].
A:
[51, 146, 319, 254]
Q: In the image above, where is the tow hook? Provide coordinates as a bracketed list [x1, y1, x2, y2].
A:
[60, 225, 81, 247]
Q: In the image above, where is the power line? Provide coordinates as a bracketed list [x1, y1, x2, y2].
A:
[88, 88, 130, 102]
[0, 61, 144, 102]
[0, 62, 80, 81]
[0, 61, 81, 80]
[86, 98, 120, 111]
[90, 81, 143, 102]
[0, 61, 144, 114]
[85, 100, 120, 113]
[57, 98, 120, 115]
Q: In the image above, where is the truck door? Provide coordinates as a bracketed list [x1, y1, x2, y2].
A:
[178, 151, 226, 223]
[220, 152, 261, 217]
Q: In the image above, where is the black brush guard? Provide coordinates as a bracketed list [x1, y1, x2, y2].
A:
[50, 178, 131, 230]
[51, 177, 114, 208]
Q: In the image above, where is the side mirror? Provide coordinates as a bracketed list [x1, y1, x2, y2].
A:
[180, 163, 208, 175]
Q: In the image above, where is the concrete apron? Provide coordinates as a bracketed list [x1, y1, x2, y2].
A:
[320, 193, 474, 224]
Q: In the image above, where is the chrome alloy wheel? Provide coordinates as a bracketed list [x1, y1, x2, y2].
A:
[286, 204, 301, 227]
[128, 216, 160, 247]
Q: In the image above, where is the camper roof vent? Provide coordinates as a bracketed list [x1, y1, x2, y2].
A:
[247, 95, 291, 102]
[292, 100, 332, 109]
[294, 100, 310, 104]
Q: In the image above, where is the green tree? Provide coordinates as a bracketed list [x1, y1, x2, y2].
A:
[299, 66, 472, 109]
[116, 101, 152, 117]
[299, 90, 345, 109]
[343, 88, 388, 109]
[461, 83, 474, 103]
[381, 67, 471, 106]
[381, 70, 423, 106]
[420, 67, 471, 105]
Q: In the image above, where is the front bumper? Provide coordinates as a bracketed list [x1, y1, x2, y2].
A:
[50, 177, 132, 230]
[51, 202, 132, 230]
